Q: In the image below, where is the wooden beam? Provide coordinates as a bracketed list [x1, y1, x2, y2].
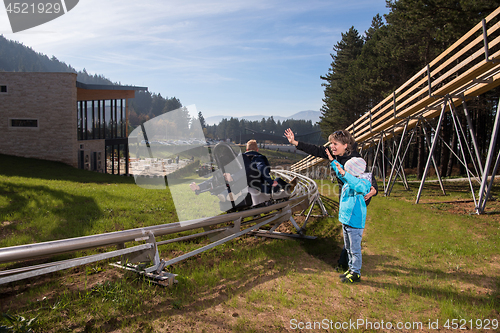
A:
[77, 88, 136, 101]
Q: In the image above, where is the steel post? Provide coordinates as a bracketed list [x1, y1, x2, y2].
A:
[416, 99, 448, 204]
[421, 121, 446, 195]
[462, 99, 484, 174]
[387, 129, 415, 195]
[371, 134, 382, 176]
[477, 98, 500, 213]
[479, 151, 500, 213]
[449, 101, 478, 206]
[385, 119, 408, 196]
[451, 102, 481, 179]
[381, 132, 386, 193]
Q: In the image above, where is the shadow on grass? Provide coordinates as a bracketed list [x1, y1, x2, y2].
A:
[484, 210, 500, 215]
[0, 181, 103, 244]
[362, 257, 500, 310]
[297, 216, 344, 268]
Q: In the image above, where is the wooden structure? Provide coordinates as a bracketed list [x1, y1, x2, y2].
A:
[291, 6, 500, 214]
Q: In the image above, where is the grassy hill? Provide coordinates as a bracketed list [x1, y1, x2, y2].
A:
[0, 154, 499, 332]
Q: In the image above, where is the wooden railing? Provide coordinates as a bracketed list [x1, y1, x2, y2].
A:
[292, 6, 500, 172]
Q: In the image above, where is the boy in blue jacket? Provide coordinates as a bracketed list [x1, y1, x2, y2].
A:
[326, 151, 371, 283]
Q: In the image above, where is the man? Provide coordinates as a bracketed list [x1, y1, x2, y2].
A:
[190, 140, 295, 208]
[243, 139, 289, 195]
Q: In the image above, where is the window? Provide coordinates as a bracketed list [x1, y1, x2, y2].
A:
[10, 119, 38, 128]
[0, 85, 7, 93]
[78, 99, 125, 140]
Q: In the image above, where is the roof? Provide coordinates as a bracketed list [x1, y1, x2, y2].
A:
[76, 81, 148, 91]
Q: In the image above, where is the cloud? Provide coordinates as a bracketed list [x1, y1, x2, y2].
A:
[0, 0, 389, 117]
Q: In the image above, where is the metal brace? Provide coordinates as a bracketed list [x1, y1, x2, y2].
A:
[393, 92, 402, 119]
[113, 232, 178, 286]
[208, 217, 241, 242]
[483, 19, 500, 64]
[427, 64, 433, 97]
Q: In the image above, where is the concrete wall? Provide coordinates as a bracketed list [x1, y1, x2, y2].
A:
[0, 72, 79, 167]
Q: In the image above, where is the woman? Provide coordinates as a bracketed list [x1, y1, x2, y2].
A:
[284, 128, 377, 271]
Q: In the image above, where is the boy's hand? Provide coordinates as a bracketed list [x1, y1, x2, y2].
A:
[364, 186, 377, 201]
[334, 161, 345, 176]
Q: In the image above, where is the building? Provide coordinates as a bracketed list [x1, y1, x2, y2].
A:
[0, 72, 147, 175]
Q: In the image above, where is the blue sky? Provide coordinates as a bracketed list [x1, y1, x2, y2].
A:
[0, 0, 390, 119]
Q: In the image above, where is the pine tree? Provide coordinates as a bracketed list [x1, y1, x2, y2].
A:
[320, 26, 364, 135]
[198, 111, 206, 129]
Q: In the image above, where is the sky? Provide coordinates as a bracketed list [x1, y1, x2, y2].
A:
[0, 0, 390, 119]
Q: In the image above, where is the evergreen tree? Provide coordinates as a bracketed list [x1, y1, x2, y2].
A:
[163, 97, 182, 113]
[355, 14, 394, 110]
[198, 111, 206, 129]
[320, 26, 364, 135]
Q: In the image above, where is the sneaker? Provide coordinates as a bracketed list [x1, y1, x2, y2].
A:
[341, 272, 361, 283]
[339, 270, 351, 279]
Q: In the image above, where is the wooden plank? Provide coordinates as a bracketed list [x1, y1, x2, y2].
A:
[347, 16, 500, 136]
[357, 56, 499, 142]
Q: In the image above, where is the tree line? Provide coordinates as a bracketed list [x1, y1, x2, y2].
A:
[203, 116, 320, 144]
[320, 0, 500, 178]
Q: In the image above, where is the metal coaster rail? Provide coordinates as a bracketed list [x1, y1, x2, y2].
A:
[291, 6, 500, 214]
[0, 170, 327, 286]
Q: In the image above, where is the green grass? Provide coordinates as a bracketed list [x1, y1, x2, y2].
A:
[0, 155, 179, 248]
[1, 153, 499, 332]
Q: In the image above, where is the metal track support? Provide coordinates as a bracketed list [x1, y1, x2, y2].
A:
[462, 99, 484, 175]
[449, 101, 478, 207]
[477, 98, 500, 213]
[416, 98, 448, 204]
[385, 119, 409, 196]
[421, 120, 446, 196]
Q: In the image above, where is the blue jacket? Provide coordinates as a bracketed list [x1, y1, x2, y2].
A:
[330, 161, 371, 229]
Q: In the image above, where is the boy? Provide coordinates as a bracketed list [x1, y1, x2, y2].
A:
[326, 152, 371, 283]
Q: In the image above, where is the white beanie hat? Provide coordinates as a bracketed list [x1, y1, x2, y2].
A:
[344, 157, 366, 177]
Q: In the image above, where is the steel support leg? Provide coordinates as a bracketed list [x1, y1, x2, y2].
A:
[399, 128, 416, 190]
[452, 102, 481, 179]
[479, 151, 500, 213]
[462, 99, 483, 175]
[385, 119, 409, 196]
[422, 117, 481, 183]
[381, 132, 386, 193]
[371, 134, 383, 178]
[387, 129, 416, 195]
[477, 98, 500, 214]
[421, 121, 446, 196]
[449, 101, 477, 207]
[385, 144, 407, 195]
[416, 100, 448, 204]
